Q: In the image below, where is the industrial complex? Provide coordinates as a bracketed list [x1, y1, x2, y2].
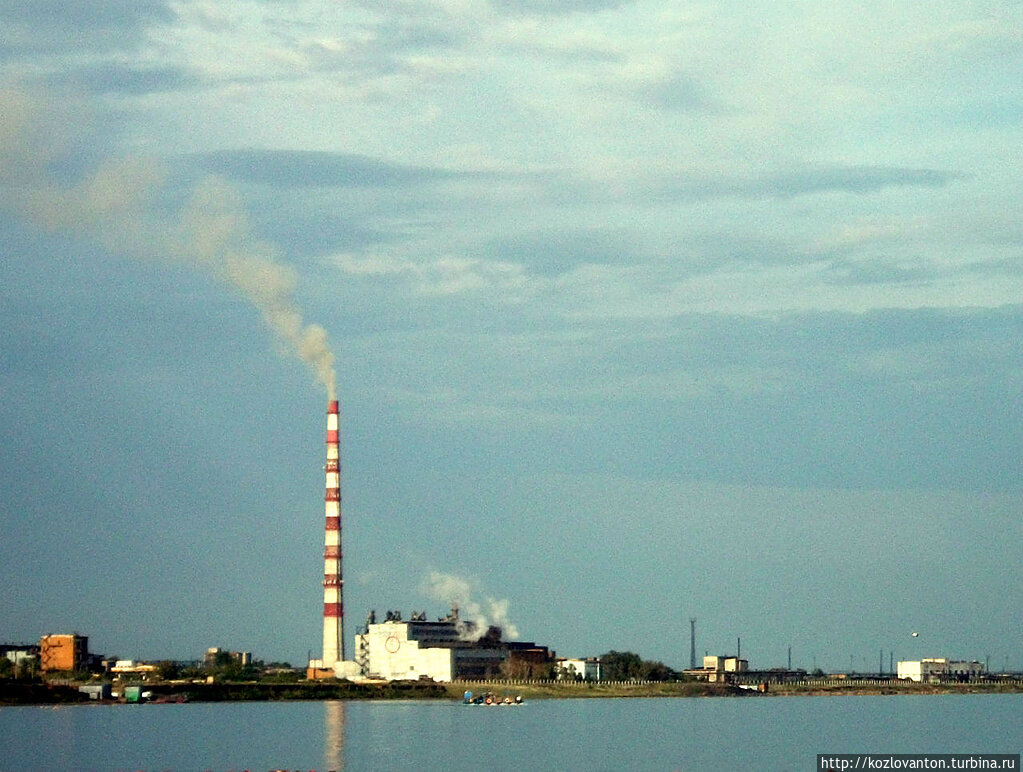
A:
[352, 608, 551, 681]
[3, 404, 1007, 690]
[303, 399, 555, 681]
[306, 399, 359, 680]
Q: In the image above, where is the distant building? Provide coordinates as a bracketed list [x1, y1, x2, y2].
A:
[110, 660, 159, 676]
[351, 608, 552, 682]
[78, 683, 112, 700]
[39, 634, 90, 672]
[204, 648, 252, 668]
[702, 655, 748, 672]
[685, 655, 749, 682]
[557, 658, 602, 681]
[1, 643, 38, 668]
[897, 658, 985, 682]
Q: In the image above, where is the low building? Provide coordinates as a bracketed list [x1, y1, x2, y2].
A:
[1, 644, 38, 668]
[897, 658, 986, 682]
[702, 655, 748, 672]
[686, 655, 749, 682]
[353, 608, 552, 682]
[79, 683, 113, 700]
[40, 634, 90, 673]
[110, 660, 159, 677]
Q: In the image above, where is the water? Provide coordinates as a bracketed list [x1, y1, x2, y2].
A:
[1, 694, 1019, 771]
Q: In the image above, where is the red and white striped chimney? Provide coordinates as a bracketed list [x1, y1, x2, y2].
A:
[322, 399, 344, 665]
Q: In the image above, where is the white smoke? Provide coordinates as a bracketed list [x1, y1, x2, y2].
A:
[420, 570, 520, 641]
[0, 85, 337, 399]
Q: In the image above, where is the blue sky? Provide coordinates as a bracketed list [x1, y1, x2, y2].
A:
[1, 1, 1021, 673]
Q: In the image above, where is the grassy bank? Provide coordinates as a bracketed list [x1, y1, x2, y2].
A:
[0, 681, 92, 706]
[444, 681, 748, 700]
[443, 680, 1023, 700]
[5, 678, 1020, 706]
[765, 681, 1023, 697]
[0, 679, 447, 705]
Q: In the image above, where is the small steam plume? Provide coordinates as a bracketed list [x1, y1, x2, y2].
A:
[420, 570, 520, 641]
[0, 85, 336, 399]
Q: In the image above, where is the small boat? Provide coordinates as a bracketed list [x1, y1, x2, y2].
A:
[461, 691, 523, 706]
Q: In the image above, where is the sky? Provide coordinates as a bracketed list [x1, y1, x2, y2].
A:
[1, 1, 1021, 674]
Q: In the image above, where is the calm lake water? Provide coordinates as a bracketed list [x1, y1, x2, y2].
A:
[1, 694, 1019, 771]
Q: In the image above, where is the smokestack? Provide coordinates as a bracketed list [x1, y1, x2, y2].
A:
[689, 618, 696, 670]
[322, 399, 344, 665]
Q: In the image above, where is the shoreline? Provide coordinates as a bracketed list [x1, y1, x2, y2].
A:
[441, 680, 1023, 701]
[3, 679, 1021, 706]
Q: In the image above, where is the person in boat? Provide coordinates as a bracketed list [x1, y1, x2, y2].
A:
[463, 689, 473, 703]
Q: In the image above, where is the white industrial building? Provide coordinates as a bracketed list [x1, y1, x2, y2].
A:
[354, 609, 551, 682]
[897, 658, 986, 682]
[703, 655, 748, 672]
[557, 658, 602, 681]
[686, 655, 750, 682]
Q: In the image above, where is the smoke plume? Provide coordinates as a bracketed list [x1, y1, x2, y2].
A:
[420, 570, 520, 641]
[0, 85, 337, 399]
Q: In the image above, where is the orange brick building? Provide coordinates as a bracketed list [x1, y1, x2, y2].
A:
[39, 634, 89, 672]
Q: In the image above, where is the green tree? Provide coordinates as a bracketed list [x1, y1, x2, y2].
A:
[599, 651, 644, 680]
[155, 661, 180, 680]
[600, 651, 678, 681]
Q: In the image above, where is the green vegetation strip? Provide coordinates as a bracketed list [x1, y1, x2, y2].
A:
[4, 678, 1021, 706]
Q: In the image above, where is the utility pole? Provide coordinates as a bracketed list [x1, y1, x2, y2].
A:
[788, 646, 792, 671]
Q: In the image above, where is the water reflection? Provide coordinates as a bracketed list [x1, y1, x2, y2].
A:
[324, 700, 346, 771]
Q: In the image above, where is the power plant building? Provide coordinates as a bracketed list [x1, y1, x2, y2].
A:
[355, 610, 551, 682]
[305, 401, 549, 681]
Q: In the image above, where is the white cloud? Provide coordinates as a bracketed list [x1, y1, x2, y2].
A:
[331, 252, 537, 298]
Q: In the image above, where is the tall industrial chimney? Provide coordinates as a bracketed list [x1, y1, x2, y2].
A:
[321, 399, 344, 665]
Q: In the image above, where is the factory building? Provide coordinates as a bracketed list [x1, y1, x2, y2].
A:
[355, 609, 552, 682]
[897, 658, 986, 682]
[703, 655, 748, 672]
[683, 655, 750, 682]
